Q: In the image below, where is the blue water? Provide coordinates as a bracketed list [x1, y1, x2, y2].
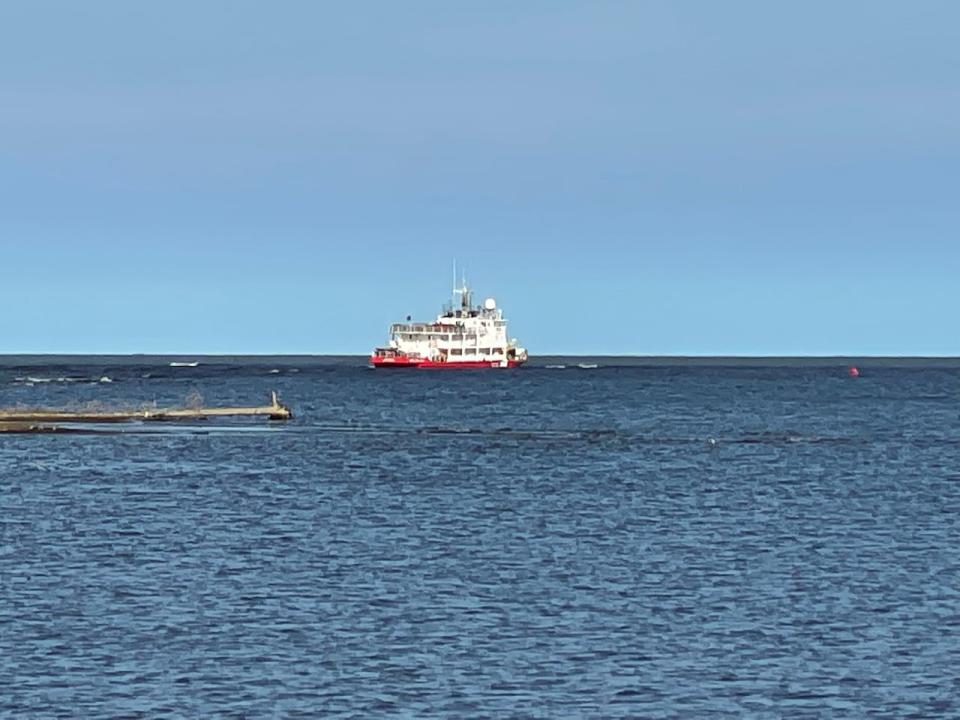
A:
[2, 358, 959, 717]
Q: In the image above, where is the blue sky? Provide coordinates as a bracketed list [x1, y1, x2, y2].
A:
[1, 1, 958, 354]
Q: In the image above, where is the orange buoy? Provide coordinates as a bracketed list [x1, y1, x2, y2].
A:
[848, 366, 860, 378]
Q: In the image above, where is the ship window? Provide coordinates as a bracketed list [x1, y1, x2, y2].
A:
[451, 348, 462, 356]
[479, 348, 490, 355]
[465, 348, 476, 355]
[493, 347, 503, 354]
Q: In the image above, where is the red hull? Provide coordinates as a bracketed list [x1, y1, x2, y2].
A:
[370, 355, 525, 369]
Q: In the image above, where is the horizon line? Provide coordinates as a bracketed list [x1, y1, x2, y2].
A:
[3, 353, 960, 360]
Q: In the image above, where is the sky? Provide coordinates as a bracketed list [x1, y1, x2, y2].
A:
[1, 1, 958, 355]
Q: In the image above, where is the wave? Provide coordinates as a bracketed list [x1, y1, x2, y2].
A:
[14, 375, 100, 385]
[169, 362, 199, 368]
[545, 364, 567, 369]
[296, 423, 871, 447]
[577, 363, 599, 369]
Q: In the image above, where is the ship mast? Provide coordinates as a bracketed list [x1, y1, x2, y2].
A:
[451, 260, 471, 311]
[452, 259, 457, 311]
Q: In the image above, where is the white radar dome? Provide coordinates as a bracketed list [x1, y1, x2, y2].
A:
[483, 297, 497, 310]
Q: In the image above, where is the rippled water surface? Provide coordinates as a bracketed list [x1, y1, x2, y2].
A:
[2, 358, 959, 717]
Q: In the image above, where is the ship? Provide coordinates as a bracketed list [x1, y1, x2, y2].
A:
[370, 278, 528, 369]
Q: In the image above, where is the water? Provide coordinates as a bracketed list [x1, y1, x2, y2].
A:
[2, 358, 959, 717]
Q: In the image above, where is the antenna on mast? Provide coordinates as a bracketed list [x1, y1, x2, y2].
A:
[450, 259, 472, 311]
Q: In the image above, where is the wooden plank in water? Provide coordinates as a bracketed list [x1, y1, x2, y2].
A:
[0, 392, 292, 424]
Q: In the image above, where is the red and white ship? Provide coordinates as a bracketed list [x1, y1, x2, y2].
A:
[371, 279, 528, 369]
